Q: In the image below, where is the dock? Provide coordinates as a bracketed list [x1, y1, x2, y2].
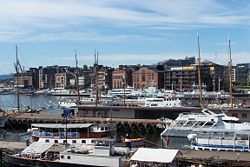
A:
[178, 149, 250, 166]
[0, 141, 25, 151]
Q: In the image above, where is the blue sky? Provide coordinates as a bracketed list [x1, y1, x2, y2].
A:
[1, 0, 250, 74]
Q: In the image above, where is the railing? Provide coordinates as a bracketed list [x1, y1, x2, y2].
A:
[32, 131, 80, 139]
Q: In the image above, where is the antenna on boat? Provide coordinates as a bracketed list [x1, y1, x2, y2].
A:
[75, 49, 80, 104]
[228, 36, 233, 108]
[197, 33, 203, 108]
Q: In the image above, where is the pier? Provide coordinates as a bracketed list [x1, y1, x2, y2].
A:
[5, 112, 166, 132]
[4, 105, 250, 131]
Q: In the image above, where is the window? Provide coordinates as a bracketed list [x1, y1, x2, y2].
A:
[232, 113, 238, 118]
[242, 113, 247, 119]
[67, 156, 71, 159]
[101, 127, 104, 131]
[151, 73, 154, 80]
[54, 140, 58, 144]
[61, 155, 64, 159]
[72, 140, 76, 144]
[142, 69, 146, 81]
[91, 140, 95, 143]
[45, 139, 49, 143]
[82, 140, 86, 143]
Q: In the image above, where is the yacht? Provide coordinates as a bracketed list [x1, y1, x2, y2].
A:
[176, 85, 228, 99]
[144, 97, 182, 107]
[161, 108, 250, 138]
[188, 129, 250, 151]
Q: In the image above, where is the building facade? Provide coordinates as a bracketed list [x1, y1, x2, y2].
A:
[55, 73, 67, 89]
[112, 68, 132, 89]
[236, 63, 250, 83]
[133, 66, 164, 90]
[164, 60, 227, 92]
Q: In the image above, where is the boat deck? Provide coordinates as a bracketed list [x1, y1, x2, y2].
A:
[2, 141, 250, 166]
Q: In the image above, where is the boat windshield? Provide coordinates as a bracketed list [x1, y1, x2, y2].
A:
[223, 120, 243, 123]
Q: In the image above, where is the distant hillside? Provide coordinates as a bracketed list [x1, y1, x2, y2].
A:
[0, 74, 14, 80]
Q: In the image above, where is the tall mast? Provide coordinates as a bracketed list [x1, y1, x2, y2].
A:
[94, 50, 99, 106]
[123, 75, 126, 106]
[228, 37, 233, 108]
[197, 33, 203, 108]
[75, 50, 80, 103]
[14, 45, 20, 112]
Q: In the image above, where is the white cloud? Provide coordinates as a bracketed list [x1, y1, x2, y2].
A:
[0, 0, 250, 42]
[45, 52, 249, 67]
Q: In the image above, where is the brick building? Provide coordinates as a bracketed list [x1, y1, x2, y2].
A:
[112, 68, 132, 89]
[133, 66, 164, 90]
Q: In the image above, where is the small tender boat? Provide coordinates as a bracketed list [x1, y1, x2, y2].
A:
[121, 137, 145, 148]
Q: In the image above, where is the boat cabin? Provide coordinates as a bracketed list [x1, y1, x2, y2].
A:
[30, 123, 116, 145]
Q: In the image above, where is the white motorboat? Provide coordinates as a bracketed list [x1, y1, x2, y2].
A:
[161, 108, 250, 137]
[144, 97, 182, 107]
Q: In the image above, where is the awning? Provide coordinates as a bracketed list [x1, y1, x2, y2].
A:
[22, 142, 54, 155]
[130, 148, 178, 163]
[31, 123, 93, 129]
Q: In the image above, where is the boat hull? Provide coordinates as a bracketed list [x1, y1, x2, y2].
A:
[5, 154, 110, 167]
[191, 143, 250, 152]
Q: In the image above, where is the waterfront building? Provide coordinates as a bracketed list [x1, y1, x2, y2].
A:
[14, 73, 32, 88]
[91, 65, 113, 94]
[54, 73, 67, 89]
[133, 66, 164, 90]
[38, 67, 45, 89]
[236, 63, 250, 83]
[81, 70, 92, 89]
[41, 65, 67, 89]
[112, 67, 133, 89]
[28, 68, 39, 90]
[164, 60, 227, 92]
